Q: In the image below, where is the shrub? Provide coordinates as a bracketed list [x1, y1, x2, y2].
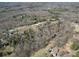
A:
[73, 51, 79, 57]
[71, 41, 79, 50]
[32, 48, 49, 57]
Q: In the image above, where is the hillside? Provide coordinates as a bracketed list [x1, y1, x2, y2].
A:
[0, 2, 79, 57]
[0, 18, 78, 57]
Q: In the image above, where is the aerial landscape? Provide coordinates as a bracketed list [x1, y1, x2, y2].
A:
[0, 2, 79, 57]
